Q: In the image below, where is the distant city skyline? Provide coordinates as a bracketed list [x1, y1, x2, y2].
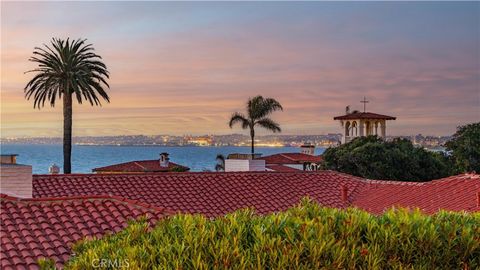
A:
[0, 133, 450, 150]
[0, 132, 451, 140]
[2, 2, 479, 138]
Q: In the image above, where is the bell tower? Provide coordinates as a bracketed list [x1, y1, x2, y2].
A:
[333, 99, 396, 144]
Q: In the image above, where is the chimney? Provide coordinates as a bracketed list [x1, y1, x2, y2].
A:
[159, 153, 170, 167]
[341, 185, 348, 203]
[0, 154, 33, 198]
[300, 143, 315, 156]
[1, 154, 17, 164]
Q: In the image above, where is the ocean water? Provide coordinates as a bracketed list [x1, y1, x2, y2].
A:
[0, 144, 325, 174]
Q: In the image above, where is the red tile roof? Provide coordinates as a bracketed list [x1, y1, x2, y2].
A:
[3, 171, 479, 268]
[258, 153, 323, 164]
[33, 171, 366, 217]
[0, 194, 168, 269]
[32, 172, 480, 217]
[333, 112, 396, 120]
[92, 160, 189, 173]
[354, 174, 480, 214]
[265, 164, 302, 172]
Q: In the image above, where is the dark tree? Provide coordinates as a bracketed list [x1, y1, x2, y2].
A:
[322, 136, 452, 181]
[445, 122, 480, 173]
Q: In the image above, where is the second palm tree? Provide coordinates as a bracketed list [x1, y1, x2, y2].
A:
[229, 96, 283, 157]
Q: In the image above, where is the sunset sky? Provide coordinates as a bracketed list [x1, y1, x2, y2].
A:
[1, 2, 479, 138]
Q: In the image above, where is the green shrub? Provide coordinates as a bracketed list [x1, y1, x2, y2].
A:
[38, 258, 56, 269]
[63, 199, 480, 270]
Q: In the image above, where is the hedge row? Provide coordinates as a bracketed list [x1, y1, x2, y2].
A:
[57, 199, 479, 269]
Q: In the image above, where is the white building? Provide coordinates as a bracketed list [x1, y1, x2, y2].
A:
[224, 145, 323, 172]
[334, 111, 396, 144]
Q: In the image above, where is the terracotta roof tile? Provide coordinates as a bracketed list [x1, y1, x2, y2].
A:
[259, 153, 323, 164]
[31, 172, 480, 217]
[354, 174, 480, 214]
[92, 159, 189, 173]
[33, 171, 364, 217]
[0, 194, 168, 269]
[265, 164, 301, 172]
[3, 171, 479, 269]
[333, 112, 396, 120]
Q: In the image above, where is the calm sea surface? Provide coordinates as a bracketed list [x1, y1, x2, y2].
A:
[0, 144, 325, 174]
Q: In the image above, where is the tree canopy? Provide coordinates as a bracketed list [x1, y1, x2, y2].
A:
[445, 122, 480, 173]
[25, 38, 110, 108]
[322, 136, 452, 181]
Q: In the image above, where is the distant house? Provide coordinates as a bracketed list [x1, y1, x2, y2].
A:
[224, 144, 323, 172]
[92, 153, 189, 173]
[259, 152, 323, 172]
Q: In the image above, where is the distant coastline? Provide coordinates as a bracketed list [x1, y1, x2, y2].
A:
[74, 144, 287, 147]
[0, 133, 451, 149]
[0, 134, 342, 148]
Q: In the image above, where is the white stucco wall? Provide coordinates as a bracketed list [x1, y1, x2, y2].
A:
[225, 159, 266, 172]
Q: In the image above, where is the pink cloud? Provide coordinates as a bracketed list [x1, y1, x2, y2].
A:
[2, 2, 478, 137]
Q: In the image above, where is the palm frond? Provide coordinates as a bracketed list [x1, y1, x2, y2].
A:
[255, 118, 281, 133]
[256, 97, 283, 119]
[247, 95, 264, 119]
[245, 95, 283, 120]
[24, 38, 110, 109]
[229, 112, 249, 129]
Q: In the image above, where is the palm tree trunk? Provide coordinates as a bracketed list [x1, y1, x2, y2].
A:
[250, 127, 255, 158]
[63, 94, 73, 174]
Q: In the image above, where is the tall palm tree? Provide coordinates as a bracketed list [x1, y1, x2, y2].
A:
[229, 95, 283, 156]
[25, 38, 110, 174]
